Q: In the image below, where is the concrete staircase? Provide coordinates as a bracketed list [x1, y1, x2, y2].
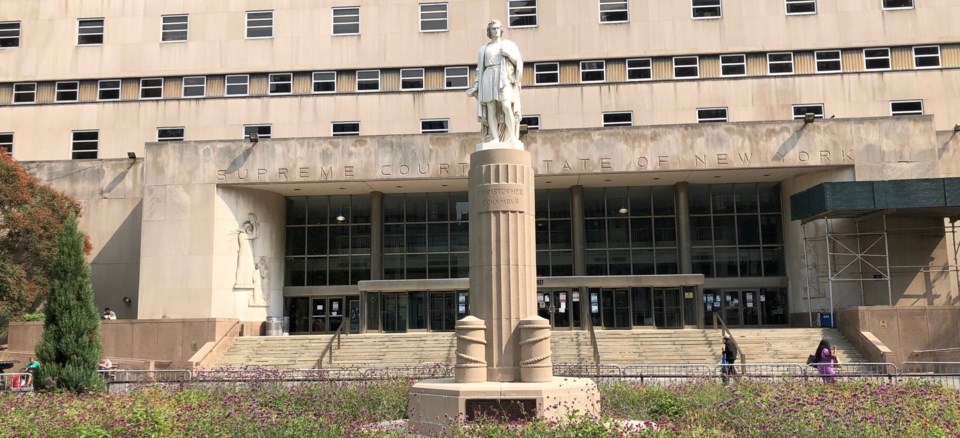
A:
[213, 328, 863, 370]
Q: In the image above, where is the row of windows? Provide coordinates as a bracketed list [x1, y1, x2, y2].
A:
[600, 100, 924, 126]
[0, 1, 918, 49]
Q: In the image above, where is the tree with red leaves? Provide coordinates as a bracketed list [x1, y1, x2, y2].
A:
[0, 152, 88, 336]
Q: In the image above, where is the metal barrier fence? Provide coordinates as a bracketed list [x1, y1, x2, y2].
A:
[0, 373, 34, 391]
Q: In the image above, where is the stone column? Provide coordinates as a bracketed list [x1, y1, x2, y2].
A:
[675, 182, 692, 275]
[570, 185, 587, 328]
[468, 148, 537, 382]
[370, 191, 384, 280]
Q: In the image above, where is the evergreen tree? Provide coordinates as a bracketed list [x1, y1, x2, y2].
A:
[34, 213, 103, 393]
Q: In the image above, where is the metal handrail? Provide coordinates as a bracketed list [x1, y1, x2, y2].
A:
[316, 321, 348, 368]
[712, 312, 747, 365]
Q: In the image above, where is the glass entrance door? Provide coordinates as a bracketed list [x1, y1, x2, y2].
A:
[652, 288, 683, 328]
[429, 292, 456, 331]
[381, 293, 409, 333]
[311, 297, 328, 332]
[348, 299, 361, 333]
[720, 290, 760, 326]
[600, 289, 631, 329]
[537, 290, 580, 329]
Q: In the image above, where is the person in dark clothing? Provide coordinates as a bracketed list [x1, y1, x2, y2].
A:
[721, 335, 738, 383]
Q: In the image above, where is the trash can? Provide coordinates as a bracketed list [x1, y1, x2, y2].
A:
[265, 316, 282, 336]
[281, 317, 290, 336]
[818, 312, 833, 328]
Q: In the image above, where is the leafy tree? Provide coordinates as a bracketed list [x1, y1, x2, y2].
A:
[0, 152, 86, 334]
[34, 213, 103, 393]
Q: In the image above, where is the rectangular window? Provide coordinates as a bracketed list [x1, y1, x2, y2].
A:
[333, 7, 360, 35]
[444, 67, 469, 89]
[312, 72, 336, 93]
[720, 54, 746, 77]
[692, 0, 722, 19]
[244, 124, 272, 139]
[0, 133, 12, 156]
[580, 61, 605, 83]
[78, 18, 104, 45]
[182, 76, 206, 98]
[599, 0, 629, 23]
[697, 107, 728, 123]
[246, 10, 273, 39]
[268, 73, 293, 95]
[534, 63, 559, 85]
[161, 15, 188, 42]
[157, 127, 185, 142]
[71, 130, 98, 159]
[55, 81, 79, 102]
[602, 111, 632, 127]
[421, 119, 449, 133]
[785, 0, 816, 15]
[864, 48, 891, 70]
[225, 75, 249, 96]
[792, 104, 824, 120]
[673, 56, 699, 79]
[140, 78, 163, 99]
[356, 70, 380, 92]
[768, 52, 794, 75]
[815, 50, 842, 73]
[508, 0, 538, 28]
[883, 0, 914, 10]
[332, 122, 360, 136]
[914, 46, 941, 69]
[0, 21, 20, 48]
[13, 83, 36, 103]
[890, 100, 923, 116]
[98, 80, 121, 101]
[420, 3, 447, 32]
[521, 115, 540, 130]
[626, 58, 652, 81]
[401, 68, 425, 90]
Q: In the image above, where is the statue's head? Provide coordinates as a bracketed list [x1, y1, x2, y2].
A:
[486, 20, 503, 39]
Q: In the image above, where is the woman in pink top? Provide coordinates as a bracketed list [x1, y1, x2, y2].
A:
[814, 340, 838, 383]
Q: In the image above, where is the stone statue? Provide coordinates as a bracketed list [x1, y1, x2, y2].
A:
[250, 256, 268, 306]
[232, 214, 259, 288]
[467, 19, 523, 147]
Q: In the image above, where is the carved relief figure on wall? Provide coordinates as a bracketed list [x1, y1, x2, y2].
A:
[467, 19, 523, 146]
[250, 256, 268, 306]
[232, 214, 259, 289]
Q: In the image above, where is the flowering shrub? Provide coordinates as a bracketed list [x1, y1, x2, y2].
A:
[1, 377, 958, 437]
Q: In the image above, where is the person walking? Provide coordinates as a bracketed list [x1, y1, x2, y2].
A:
[721, 334, 738, 383]
[814, 339, 838, 383]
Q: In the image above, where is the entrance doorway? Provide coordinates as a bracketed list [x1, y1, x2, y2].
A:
[286, 296, 359, 334]
[536, 290, 581, 329]
[652, 288, 683, 328]
[704, 288, 787, 326]
[600, 289, 631, 329]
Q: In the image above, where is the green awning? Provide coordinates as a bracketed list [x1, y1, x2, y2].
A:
[790, 178, 960, 223]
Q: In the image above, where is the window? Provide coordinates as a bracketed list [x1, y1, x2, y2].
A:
[332, 7, 360, 35]
[692, 0, 722, 19]
[697, 107, 728, 123]
[182, 76, 206, 98]
[767, 52, 794, 75]
[673, 56, 699, 78]
[161, 15, 188, 42]
[882, 0, 914, 10]
[626, 59, 652, 81]
[508, 0, 538, 27]
[157, 127, 185, 142]
[599, 0, 629, 23]
[0, 133, 12, 156]
[244, 124, 272, 139]
[864, 48, 891, 70]
[246, 11, 273, 39]
[401, 69, 425, 90]
[225, 75, 249, 96]
[521, 115, 540, 130]
[332, 122, 360, 136]
[285, 195, 373, 286]
[534, 63, 559, 85]
[792, 104, 824, 120]
[55, 81, 79, 102]
[815, 50, 842, 73]
[785, 0, 816, 15]
[356, 70, 380, 92]
[71, 130, 98, 159]
[890, 100, 923, 116]
[312, 72, 336, 93]
[140, 78, 163, 99]
[444, 67, 469, 89]
[13, 83, 36, 103]
[720, 54, 746, 77]
[421, 119, 449, 133]
[78, 18, 104, 45]
[420, 3, 447, 32]
[914, 46, 941, 69]
[269, 73, 293, 95]
[98, 80, 121, 101]
[580, 61, 605, 83]
[0, 21, 20, 48]
[602, 112, 632, 127]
